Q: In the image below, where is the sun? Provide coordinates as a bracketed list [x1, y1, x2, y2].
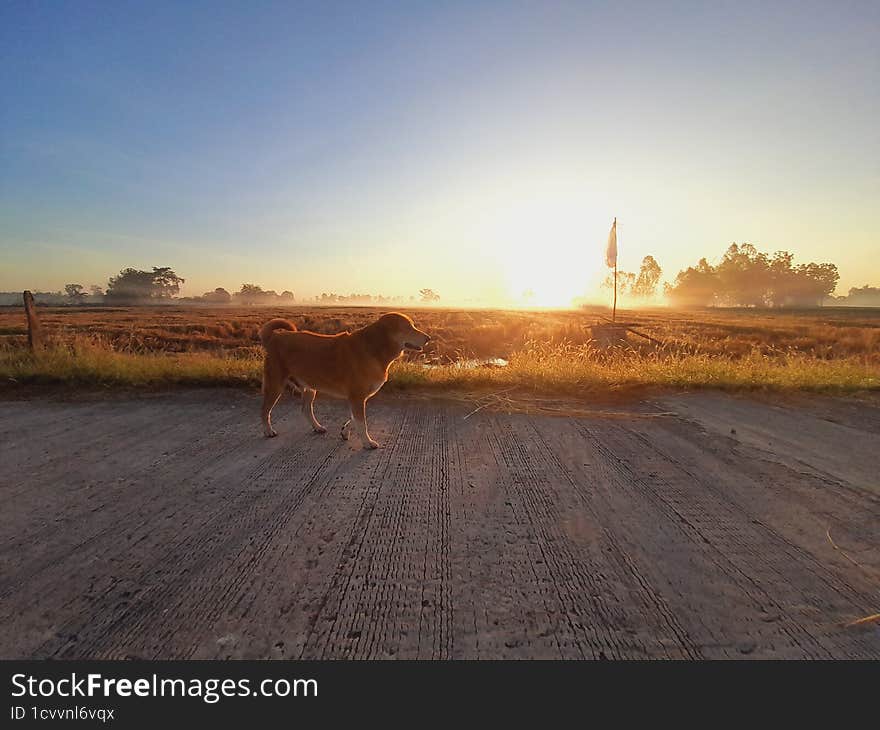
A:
[505, 256, 586, 308]
[480, 194, 601, 307]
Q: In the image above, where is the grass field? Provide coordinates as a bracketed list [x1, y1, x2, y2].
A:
[1, 305, 878, 395]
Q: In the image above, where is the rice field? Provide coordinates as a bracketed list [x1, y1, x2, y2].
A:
[1, 304, 878, 394]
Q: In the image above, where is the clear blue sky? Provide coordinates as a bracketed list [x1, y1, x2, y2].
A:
[2, 0, 878, 304]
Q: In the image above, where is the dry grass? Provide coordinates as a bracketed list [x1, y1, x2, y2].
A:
[0, 337, 260, 388]
[1, 304, 878, 394]
[2, 304, 879, 363]
[1, 331, 876, 395]
[391, 342, 878, 394]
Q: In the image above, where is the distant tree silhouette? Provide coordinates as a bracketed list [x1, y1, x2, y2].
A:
[203, 287, 232, 303]
[601, 270, 636, 296]
[315, 292, 400, 305]
[236, 284, 264, 305]
[106, 267, 184, 302]
[632, 256, 662, 298]
[106, 270, 154, 301]
[666, 243, 839, 307]
[64, 283, 87, 301]
[664, 258, 717, 306]
[89, 285, 104, 298]
[792, 262, 839, 305]
[419, 288, 440, 303]
[232, 285, 299, 305]
[601, 256, 664, 300]
[150, 267, 185, 298]
[842, 285, 880, 306]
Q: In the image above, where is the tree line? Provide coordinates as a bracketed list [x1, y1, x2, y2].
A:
[601, 255, 663, 299]
[601, 243, 853, 308]
[313, 289, 440, 305]
[2, 249, 877, 308]
[664, 243, 840, 307]
[1, 267, 442, 306]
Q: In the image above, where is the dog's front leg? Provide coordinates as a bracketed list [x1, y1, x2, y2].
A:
[348, 397, 378, 449]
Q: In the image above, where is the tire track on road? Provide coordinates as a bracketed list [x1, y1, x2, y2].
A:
[492, 417, 701, 659]
[299, 407, 411, 658]
[573, 420, 876, 658]
[29, 430, 334, 658]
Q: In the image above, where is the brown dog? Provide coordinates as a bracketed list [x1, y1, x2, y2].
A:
[259, 313, 430, 448]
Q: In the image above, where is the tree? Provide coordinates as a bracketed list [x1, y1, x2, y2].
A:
[106, 267, 185, 302]
[716, 243, 770, 306]
[632, 256, 662, 298]
[203, 287, 231, 304]
[150, 267, 185, 298]
[665, 258, 719, 307]
[89, 285, 104, 298]
[107, 269, 154, 300]
[795, 263, 838, 306]
[844, 285, 880, 306]
[766, 250, 796, 306]
[601, 271, 636, 296]
[280, 290, 295, 302]
[236, 284, 264, 305]
[666, 243, 839, 307]
[419, 288, 440, 303]
[64, 283, 87, 301]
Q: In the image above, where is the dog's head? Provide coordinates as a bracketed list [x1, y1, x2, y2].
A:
[377, 312, 430, 352]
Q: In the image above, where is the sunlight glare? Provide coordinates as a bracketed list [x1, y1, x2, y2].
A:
[476, 192, 603, 308]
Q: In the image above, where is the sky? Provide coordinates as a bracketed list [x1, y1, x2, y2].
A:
[1, 0, 878, 306]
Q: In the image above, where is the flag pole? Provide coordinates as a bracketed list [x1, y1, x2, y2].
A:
[613, 261, 617, 322]
[612, 216, 617, 322]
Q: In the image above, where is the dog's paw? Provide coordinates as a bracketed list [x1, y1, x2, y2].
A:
[364, 439, 380, 450]
[313, 425, 327, 434]
[264, 429, 278, 438]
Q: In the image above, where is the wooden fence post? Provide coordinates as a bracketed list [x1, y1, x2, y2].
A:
[23, 290, 43, 351]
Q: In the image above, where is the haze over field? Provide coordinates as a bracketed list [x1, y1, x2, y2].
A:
[1, 1, 878, 306]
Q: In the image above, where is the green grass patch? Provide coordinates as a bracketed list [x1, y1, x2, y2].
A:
[0, 339, 261, 387]
[1, 339, 877, 394]
[392, 347, 879, 394]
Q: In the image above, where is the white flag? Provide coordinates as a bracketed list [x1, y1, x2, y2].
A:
[605, 217, 617, 268]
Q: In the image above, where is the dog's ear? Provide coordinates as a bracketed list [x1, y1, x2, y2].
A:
[378, 313, 400, 330]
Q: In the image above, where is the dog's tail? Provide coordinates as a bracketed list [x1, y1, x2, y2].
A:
[259, 318, 297, 348]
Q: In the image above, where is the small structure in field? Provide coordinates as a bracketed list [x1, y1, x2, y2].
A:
[590, 322, 629, 347]
[590, 317, 664, 349]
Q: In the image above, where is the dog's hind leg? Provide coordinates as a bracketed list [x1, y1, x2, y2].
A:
[302, 388, 326, 433]
[261, 358, 285, 437]
[348, 397, 378, 449]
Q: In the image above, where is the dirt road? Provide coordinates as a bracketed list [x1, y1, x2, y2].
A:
[1, 389, 878, 659]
